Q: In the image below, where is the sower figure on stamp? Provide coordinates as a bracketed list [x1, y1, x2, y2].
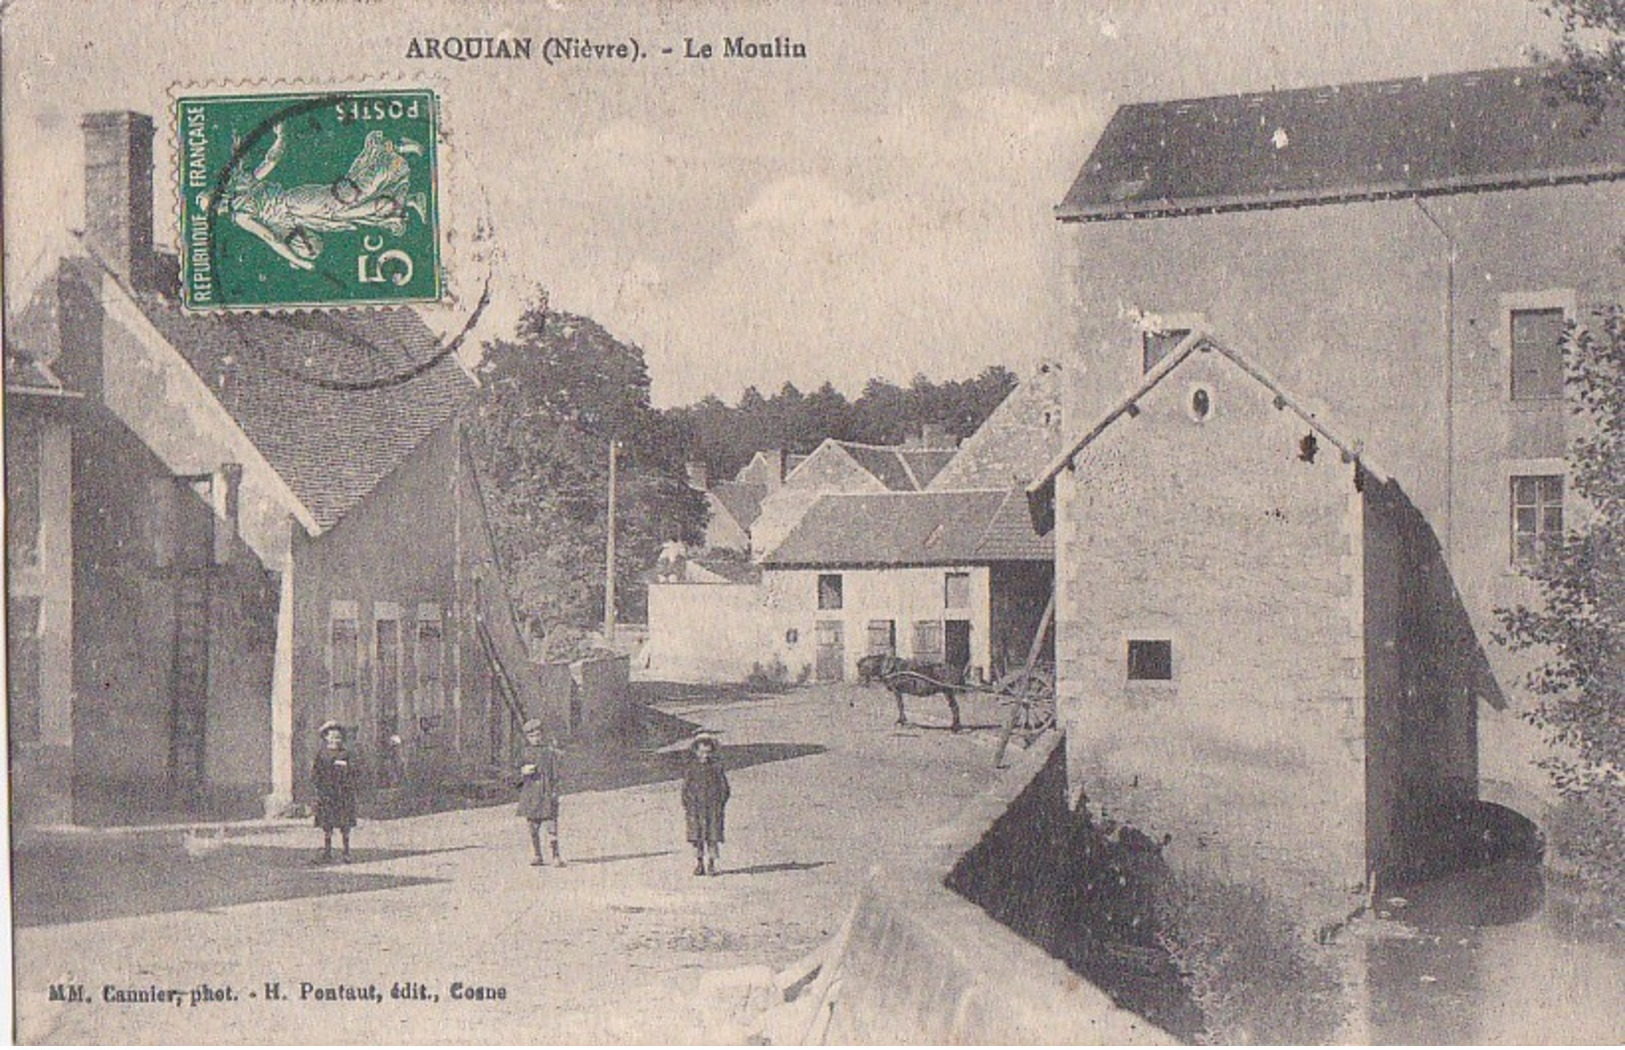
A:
[199, 122, 427, 272]
[516, 719, 565, 868]
[682, 731, 730, 877]
[312, 720, 359, 864]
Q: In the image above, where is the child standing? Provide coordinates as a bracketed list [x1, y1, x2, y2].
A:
[312, 720, 358, 863]
[516, 719, 564, 867]
[682, 731, 730, 876]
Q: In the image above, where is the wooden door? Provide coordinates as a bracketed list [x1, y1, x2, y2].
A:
[815, 620, 844, 682]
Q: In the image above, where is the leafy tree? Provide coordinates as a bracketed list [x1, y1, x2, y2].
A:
[1495, 307, 1625, 905]
[1535, 0, 1625, 115]
[470, 295, 706, 636]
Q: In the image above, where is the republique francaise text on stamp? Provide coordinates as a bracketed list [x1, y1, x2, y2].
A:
[176, 89, 442, 311]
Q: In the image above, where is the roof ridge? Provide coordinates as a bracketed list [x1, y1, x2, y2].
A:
[1029, 329, 1388, 494]
[1113, 64, 1536, 113]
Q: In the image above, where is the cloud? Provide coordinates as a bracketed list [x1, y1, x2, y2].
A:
[623, 89, 1109, 403]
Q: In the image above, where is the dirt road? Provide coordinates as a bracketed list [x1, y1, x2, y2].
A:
[13, 681, 1017, 1044]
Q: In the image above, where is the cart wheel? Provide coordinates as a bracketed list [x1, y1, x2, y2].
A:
[992, 667, 1056, 767]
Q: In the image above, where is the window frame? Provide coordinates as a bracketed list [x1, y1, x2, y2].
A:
[1502, 289, 1576, 404]
[912, 619, 945, 663]
[1126, 638, 1175, 683]
[816, 573, 844, 611]
[1509, 471, 1566, 568]
[944, 571, 972, 610]
[1137, 311, 1206, 374]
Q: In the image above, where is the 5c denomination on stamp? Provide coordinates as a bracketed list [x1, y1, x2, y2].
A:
[176, 88, 442, 311]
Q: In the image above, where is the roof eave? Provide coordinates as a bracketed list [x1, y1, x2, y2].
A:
[1055, 165, 1625, 223]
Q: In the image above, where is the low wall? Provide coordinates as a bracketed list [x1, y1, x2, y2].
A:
[532, 661, 575, 735]
[823, 734, 1171, 1045]
[574, 654, 632, 738]
[645, 583, 768, 682]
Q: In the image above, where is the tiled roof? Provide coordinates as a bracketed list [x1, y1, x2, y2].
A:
[828, 440, 960, 492]
[898, 448, 958, 488]
[929, 361, 1063, 490]
[1059, 67, 1625, 223]
[710, 481, 766, 530]
[839, 442, 917, 491]
[127, 282, 473, 531]
[762, 488, 1051, 567]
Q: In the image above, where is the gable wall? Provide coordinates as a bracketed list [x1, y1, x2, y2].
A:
[753, 445, 888, 558]
[1056, 350, 1368, 921]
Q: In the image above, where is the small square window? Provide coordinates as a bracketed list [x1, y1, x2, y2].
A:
[817, 573, 843, 610]
[944, 571, 971, 610]
[866, 619, 896, 655]
[1127, 639, 1173, 681]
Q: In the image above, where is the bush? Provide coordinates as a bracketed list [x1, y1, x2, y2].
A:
[1153, 871, 1346, 1044]
[743, 656, 792, 692]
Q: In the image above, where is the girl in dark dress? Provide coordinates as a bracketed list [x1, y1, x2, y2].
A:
[312, 720, 358, 863]
[681, 731, 730, 876]
[515, 719, 564, 867]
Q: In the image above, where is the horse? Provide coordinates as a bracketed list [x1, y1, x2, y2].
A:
[874, 656, 964, 732]
[855, 653, 893, 685]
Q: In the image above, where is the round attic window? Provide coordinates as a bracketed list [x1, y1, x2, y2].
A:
[1188, 384, 1214, 422]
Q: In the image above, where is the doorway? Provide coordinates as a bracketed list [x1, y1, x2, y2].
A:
[815, 620, 844, 682]
[945, 619, 972, 674]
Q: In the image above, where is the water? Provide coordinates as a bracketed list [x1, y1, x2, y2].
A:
[1362, 858, 1625, 1044]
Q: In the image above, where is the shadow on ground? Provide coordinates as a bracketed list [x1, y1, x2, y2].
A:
[12, 839, 460, 928]
[721, 861, 830, 877]
[353, 700, 827, 821]
[632, 680, 792, 707]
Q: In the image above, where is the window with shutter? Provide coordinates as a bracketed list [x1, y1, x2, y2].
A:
[1510, 308, 1565, 400]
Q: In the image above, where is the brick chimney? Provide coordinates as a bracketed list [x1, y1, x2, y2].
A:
[81, 111, 155, 285]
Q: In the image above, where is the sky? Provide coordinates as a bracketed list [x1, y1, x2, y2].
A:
[2, 0, 1558, 404]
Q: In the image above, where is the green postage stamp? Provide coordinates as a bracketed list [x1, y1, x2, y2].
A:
[177, 89, 442, 311]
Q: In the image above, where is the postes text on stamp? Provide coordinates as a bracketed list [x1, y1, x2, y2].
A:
[177, 89, 442, 311]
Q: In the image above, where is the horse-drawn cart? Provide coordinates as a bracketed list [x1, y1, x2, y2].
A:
[868, 589, 1057, 767]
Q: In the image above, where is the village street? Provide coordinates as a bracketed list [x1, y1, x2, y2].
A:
[11, 682, 1015, 1045]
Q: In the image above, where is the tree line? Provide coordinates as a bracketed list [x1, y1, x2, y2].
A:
[666, 368, 1018, 483]
[466, 293, 1018, 636]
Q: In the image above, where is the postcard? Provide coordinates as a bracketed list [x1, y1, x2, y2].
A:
[5, 0, 1622, 1044]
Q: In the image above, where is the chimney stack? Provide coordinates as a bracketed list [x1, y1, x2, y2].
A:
[82, 111, 155, 285]
[685, 461, 709, 491]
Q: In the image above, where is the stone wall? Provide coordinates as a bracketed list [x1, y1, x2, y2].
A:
[1056, 348, 1369, 923]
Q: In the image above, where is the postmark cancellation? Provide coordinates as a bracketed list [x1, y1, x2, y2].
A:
[176, 88, 442, 312]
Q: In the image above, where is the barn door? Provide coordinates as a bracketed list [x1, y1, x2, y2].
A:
[815, 620, 844, 682]
[945, 619, 972, 675]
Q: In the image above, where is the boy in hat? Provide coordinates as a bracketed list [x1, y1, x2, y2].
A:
[515, 719, 564, 867]
[312, 720, 358, 863]
[681, 731, 730, 876]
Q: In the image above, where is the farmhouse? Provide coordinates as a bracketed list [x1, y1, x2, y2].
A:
[1046, 67, 1624, 907]
[761, 488, 1052, 683]
[4, 111, 540, 825]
